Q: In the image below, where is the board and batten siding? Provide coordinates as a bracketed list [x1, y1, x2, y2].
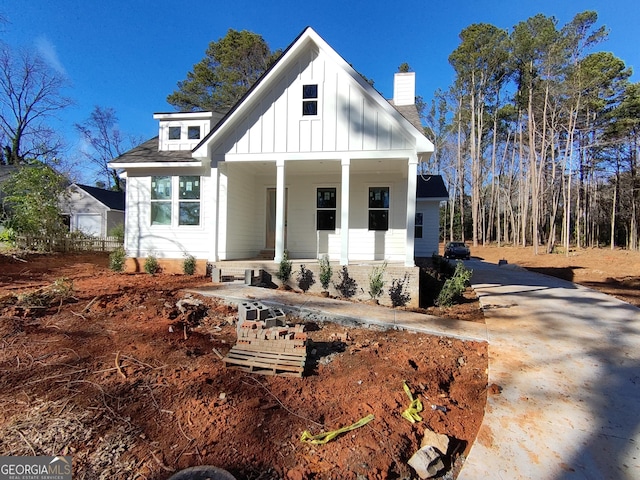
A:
[124, 169, 213, 259]
[213, 47, 415, 159]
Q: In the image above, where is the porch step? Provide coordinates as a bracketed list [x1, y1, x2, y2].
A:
[257, 249, 275, 260]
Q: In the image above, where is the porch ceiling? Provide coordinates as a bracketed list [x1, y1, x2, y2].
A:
[226, 158, 409, 176]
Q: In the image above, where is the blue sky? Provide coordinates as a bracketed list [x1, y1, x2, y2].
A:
[2, 0, 639, 183]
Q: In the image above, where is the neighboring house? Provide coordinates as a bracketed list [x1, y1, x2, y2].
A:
[60, 184, 125, 237]
[110, 27, 439, 271]
[415, 175, 448, 257]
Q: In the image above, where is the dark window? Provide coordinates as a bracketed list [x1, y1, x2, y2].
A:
[178, 176, 201, 226]
[368, 187, 389, 231]
[168, 126, 181, 140]
[303, 84, 318, 116]
[415, 212, 423, 239]
[317, 187, 336, 230]
[188, 126, 200, 140]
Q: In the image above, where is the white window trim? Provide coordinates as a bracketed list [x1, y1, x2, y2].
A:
[150, 176, 203, 229]
[367, 185, 391, 232]
[316, 185, 339, 231]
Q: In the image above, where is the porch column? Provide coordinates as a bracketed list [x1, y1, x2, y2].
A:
[274, 159, 286, 263]
[405, 155, 418, 267]
[340, 157, 350, 265]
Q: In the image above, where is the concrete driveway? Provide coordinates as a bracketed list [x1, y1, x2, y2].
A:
[460, 259, 640, 480]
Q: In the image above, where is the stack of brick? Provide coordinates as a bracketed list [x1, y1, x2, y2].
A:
[235, 301, 307, 354]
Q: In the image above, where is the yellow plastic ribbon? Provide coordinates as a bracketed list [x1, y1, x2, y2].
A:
[401, 381, 423, 423]
[301, 414, 375, 445]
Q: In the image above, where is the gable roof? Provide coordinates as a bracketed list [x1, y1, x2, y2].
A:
[109, 137, 197, 167]
[72, 184, 126, 211]
[416, 175, 448, 200]
[193, 26, 434, 158]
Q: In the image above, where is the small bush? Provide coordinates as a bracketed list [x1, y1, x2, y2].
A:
[319, 255, 332, 291]
[144, 254, 159, 275]
[334, 266, 357, 298]
[296, 264, 315, 292]
[0, 227, 16, 246]
[109, 247, 126, 272]
[436, 261, 473, 307]
[275, 250, 293, 283]
[389, 273, 411, 307]
[368, 261, 387, 300]
[108, 223, 125, 243]
[183, 254, 197, 275]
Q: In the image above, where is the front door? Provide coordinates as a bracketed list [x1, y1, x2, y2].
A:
[265, 188, 287, 249]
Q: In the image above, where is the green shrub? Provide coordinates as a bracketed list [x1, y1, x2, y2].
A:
[389, 273, 411, 307]
[108, 223, 125, 243]
[319, 255, 332, 291]
[109, 247, 126, 272]
[183, 254, 197, 275]
[0, 227, 16, 246]
[144, 254, 159, 275]
[334, 266, 357, 298]
[368, 261, 387, 300]
[275, 250, 292, 283]
[436, 261, 473, 307]
[296, 264, 315, 292]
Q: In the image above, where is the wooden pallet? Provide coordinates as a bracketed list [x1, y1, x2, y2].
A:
[222, 345, 306, 377]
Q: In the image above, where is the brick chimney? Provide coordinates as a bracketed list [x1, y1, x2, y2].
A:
[393, 72, 416, 106]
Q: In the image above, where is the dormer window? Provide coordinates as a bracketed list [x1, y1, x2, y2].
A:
[168, 126, 181, 140]
[188, 126, 201, 140]
[302, 84, 318, 116]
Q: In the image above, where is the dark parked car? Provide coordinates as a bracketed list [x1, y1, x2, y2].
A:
[444, 241, 470, 260]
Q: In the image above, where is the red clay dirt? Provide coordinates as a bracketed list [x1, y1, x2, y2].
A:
[0, 253, 487, 480]
[1, 245, 638, 479]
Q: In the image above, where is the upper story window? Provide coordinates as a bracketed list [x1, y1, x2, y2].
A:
[188, 126, 201, 140]
[317, 187, 336, 230]
[302, 84, 318, 116]
[368, 187, 389, 231]
[168, 126, 181, 140]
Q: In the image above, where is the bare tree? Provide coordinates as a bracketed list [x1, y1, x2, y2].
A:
[0, 46, 72, 164]
[75, 106, 142, 190]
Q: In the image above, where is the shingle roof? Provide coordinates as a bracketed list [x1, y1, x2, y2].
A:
[110, 137, 193, 165]
[389, 102, 424, 133]
[416, 175, 448, 199]
[75, 184, 125, 211]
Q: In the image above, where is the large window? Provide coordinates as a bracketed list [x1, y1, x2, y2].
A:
[151, 176, 172, 225]
[368, 187, 389, 231]
[150, 176, 201, 226]
[317, 187, 336, 230]
[178, 176, 201, 225]
[302, 84, 318, 116]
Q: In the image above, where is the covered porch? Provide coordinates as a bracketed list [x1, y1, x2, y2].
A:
[212, 153, 419, 267]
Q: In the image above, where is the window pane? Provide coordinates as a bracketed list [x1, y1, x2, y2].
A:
[317, 210, 336, 230]
[303, 84, 318, 99]
[188, 126, 200, 139]
[369, 187, 389, 208]
[151, 176, 171, 200]
[415, 226, 423, 239]
[415, 212, 423, 226]
[317, 188, 336, 208]
[303, 100, 317, 116]
[368, 210, 388, 231]
[179, 176, 200, 200]
[168, 126, 181, 140]
[151, 202, 171, 225]
[179, 202, 200, 225]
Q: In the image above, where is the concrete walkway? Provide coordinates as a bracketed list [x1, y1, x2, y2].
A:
[193, 260, 640, 479]
[460, 259, 640, 480]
